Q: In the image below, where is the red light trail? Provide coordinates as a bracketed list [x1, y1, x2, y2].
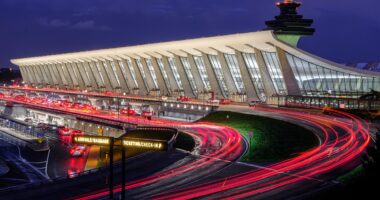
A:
[0, 94, 371, 199]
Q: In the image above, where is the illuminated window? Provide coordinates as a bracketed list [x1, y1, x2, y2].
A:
[94, 62, 106, 86]
[156, 58, 171, 91]
[180, 57, 197, 95]
[262, 52, 287, 95]
[168, 57, 183, 90]
[79, 62, 91, 84]
[145, 59, 159, 89]
[286, 52, 379, 96]
[110, 61, 121, 87]
[124, 59, 139, 87]
[193, 56, 211, 91]
[58, 64, 68, 84]
[136, 59, 149, 90]
[208, 55, 229, 96]
[242, 53, 266, 101]
[224, 54, 245, 93]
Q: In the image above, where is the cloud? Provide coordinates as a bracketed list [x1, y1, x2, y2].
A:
[37, 18, 71, 28]
[37, 18, 111, 31]
[72, 20, 111, 31]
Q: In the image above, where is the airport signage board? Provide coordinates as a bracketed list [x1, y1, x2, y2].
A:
[72, 135, 111, 145]
[122, 138, 167, 151]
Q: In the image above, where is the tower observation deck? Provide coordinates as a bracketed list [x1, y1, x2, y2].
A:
[265, 0, 315, 46]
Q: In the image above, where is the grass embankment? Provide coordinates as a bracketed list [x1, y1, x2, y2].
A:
[200, 111, 319, 162]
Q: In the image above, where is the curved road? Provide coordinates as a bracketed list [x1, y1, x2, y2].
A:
[0, 96, 371, 199]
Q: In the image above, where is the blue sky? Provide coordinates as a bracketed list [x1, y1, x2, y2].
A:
[0, 0, 379, 67]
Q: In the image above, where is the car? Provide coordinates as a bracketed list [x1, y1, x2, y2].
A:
[207, 99, 220, 104]
[177, 96, 189, 102]
[220, 99, 232, 105]
[37, 123, 49, 130]
[14, 95, 27, 102]
[142, 111, 153, 120]
[0, 92, 4, 98]
[58, 127, 71, 135]
[67, 168, 80, 178]
[69, 145, 87, 157]
[248, 99, 262, 107]
[119, 107, 136, 116]
[24, 118, 33, 123]
[71, 130, 84, 136]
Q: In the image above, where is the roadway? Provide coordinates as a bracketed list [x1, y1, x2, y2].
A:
[0, 94, 371, 199]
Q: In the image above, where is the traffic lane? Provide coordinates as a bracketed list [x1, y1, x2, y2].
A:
[0, 150, 189, 200]
[122, 126, 246, 199]
[140, 161, 256, 200]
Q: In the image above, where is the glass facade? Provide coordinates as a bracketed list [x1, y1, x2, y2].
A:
[242, 53, 266, 100]
[262, 52, 287, 95]
[80, 62, 92, 85]
[136, 59, 149, 90]
[224, 54, 245, 93]
[94, 62, 106, 86]
[286, 53, 380, 97]
[124, 59, 139, 87]
[168, 57, 183, 90]
[145, 59, 159, 89]
[180, 57, 198, 95]
[156, 58, 171, 92]
[208, 54, 229, 97]
[109, 61, 121, 87]
[193, 56, 211, 91]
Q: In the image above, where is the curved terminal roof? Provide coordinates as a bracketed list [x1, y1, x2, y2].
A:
[11, 30, 380, 77]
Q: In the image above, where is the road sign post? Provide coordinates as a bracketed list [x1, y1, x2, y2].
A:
[109, 137, 114, 199]
[121, 146, 126, 200]
[72, 132, 169, 199]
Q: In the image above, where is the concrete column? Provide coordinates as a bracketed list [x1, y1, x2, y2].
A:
[96, 60, 113, 91]
[234, 50, 260, 100]
[276, 47, 301, 95]
[27, 66, 38, 85]
[74, 62, 91, 88]
[88, 61, 107, 90]
[19, 66, 30, 84]
[54, 64, 69, 88]
[69, 62, 86, 90]
[64, 63, 79, 88]
[81, 62, 99, 90]
[201, 52, 223, 98]
[253, 48, 277, 98]
[217, 51, 238, 96]
[140, 58, 156, 90]
[61, 63, 75, 88]
[160, 56, 179, 93]
[40, 65, 53, 86]
[102, 60, 120, 90]
[111, 60, 129, 93]
[36, 65, 49, 86]
[187, 54, 205, 95]
[173, 55, 194, 97]
[151, 57, 169, 95]
[130, 58, 148, 95]
[30, 65, 43, 86]
[119, 59, 138, 91]
[47, 64, 61, 87]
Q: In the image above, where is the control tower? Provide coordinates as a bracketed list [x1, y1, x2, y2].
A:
[265, 0, 315, 46]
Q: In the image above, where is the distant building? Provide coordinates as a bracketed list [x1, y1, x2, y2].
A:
[10, 0, 380, 103]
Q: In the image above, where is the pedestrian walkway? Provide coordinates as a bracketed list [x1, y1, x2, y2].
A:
[0, 126, 37, 142]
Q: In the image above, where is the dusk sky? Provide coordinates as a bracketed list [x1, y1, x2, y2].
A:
[0, 0, 379, 67]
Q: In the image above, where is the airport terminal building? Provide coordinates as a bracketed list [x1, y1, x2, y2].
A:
[11, 1, 380, 104]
